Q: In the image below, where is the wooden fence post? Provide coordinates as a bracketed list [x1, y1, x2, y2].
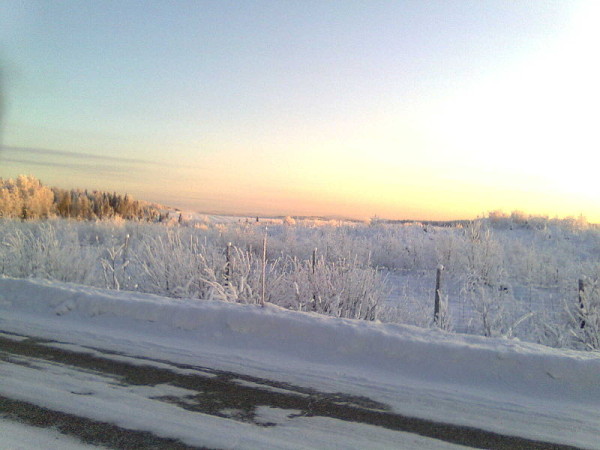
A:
[261, 231, 267, 307]
[224, 242, 232, 286]
[434, 265, 444, 325]
[311, 248, 318, 311]
[578, 279, 586, 329]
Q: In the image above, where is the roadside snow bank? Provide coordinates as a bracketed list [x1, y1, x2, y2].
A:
[1, 276, 600, 408]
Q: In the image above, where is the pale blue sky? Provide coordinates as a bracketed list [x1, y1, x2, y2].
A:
[1, 1, 598, 220]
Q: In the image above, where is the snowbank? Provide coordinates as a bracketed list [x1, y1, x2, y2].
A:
[2, 276, 599, 408]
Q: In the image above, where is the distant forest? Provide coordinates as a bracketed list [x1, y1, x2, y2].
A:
[0, 175, 163, 221]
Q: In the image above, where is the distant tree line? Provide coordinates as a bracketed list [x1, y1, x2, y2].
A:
[0, 175, 162, 221]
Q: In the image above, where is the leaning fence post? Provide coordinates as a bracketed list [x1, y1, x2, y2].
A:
[434, 265, 444, 325]
[578, 278, 586, 329]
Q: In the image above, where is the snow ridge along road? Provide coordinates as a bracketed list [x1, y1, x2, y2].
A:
[1, 277, 600, 448]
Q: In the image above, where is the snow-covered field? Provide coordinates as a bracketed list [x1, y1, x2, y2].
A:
[1, 215, 599, 349]
[0, 419, 106, 450]
[1, 277, 599, 448]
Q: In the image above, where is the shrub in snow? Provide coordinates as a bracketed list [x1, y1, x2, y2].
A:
[455, 221, 536, 338]
[283, 216, 296, 226]
[133, 229, 218, 299]
[435, 292, 453, 332]
[198, 245, 288, 305]
[460, 220, 506, 290]
[286, 255, 387, 320]
[0, 220, 98, 284]
[434, 230, 461, 275]
[101, 234, 130, 290]
[463, 285, 531, 338]
[378, 277, 433, 328]
[524, 309, 572, 349]
[567, 278, 600, 350]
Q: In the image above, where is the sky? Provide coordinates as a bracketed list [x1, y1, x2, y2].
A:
[0, 0, 599, 221]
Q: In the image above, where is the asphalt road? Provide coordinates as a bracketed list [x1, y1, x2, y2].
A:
[0, 331, 581, 450]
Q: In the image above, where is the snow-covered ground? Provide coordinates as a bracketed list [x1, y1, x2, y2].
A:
[1, 276, 599, 449]
[2, 216, 598, 348]
[0, 419, 107, 450]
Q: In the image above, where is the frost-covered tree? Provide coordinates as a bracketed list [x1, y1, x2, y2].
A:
[0, 175, 162, 221]
[0, 175, 54, 219]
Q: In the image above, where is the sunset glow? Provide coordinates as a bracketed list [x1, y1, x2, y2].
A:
[1, 1, 598, 221]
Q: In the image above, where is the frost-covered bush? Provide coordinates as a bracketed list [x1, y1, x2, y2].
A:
[0, 220, 99, 284]
[455, 221, 508, 335]
[198, 246, 288, 305]
[435, 229, 462, 274]
[365, 223, 438, 270]
[462, 285, 531, 338]
[0, 218, 388, 321]
[285, 255, 387, 320]
[133, 229, 208, 297]
[460, 220, 506, 290]
[567, 278, 600, 350]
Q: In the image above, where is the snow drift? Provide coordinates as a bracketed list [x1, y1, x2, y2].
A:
[1, 276, 599, 409]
